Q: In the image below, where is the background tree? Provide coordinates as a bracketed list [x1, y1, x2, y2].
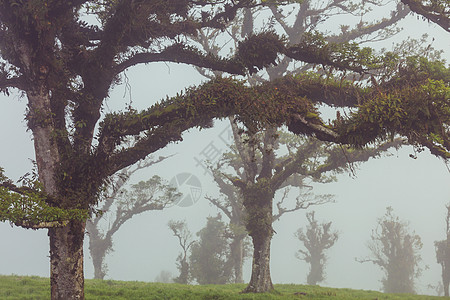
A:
[359, 207, 423, 294]
[435, 204, 450, 296]
[295, 211, 339, 285]
[205, 180, 251, 284]
[87, 155, 177, 279]
[154, 270, 174, 284]
[0, 1, 448, 298]
[189, 214, 234, 284]
[168, 220, 195, 284]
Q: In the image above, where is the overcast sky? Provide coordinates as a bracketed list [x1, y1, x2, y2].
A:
[0, 4, 449, 296]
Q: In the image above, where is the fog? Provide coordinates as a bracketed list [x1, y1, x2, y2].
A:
[1, 8, 449, 296]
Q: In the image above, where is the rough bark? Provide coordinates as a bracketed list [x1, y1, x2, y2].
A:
[25, 61, 86, 298]
[48, 220, 86, 300]
[242, 185, 274, 293]
[243, 228, 273, 293]
[27, 86, 86, 299]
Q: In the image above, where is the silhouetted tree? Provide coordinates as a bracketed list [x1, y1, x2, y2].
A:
[295, 211, 338, 285]
[168, 220, 195, 284]
[189, 214, 233, 284]
[435, 204, 450, 296]
[87, 156, 178, 279]
[359, 207, 423, 294]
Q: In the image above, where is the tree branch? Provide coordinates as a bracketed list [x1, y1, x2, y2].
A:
[113, 44, 246, 76]
[402, 0, 449, 32]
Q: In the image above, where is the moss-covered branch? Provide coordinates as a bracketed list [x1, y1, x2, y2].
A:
[333, 79, 450, 158]
[0, 169, 89, 229]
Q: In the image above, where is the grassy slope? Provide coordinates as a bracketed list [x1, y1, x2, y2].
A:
[0, 275, 446, 299]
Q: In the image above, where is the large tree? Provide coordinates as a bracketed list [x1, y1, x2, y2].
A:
[0, 1, 449, 298]
[208, 121, 406, 292]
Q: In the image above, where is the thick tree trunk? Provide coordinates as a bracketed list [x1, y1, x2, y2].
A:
[27, 84, 87, 299]
[243, 230, 273, 292]
[242, 185, 274, 293]
[49, 220, 86, 299]
[307, 255, 323, 285]
[28, 88, 86, 299]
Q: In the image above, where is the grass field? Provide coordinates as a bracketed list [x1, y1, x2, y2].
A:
[0, 275, 446, 299]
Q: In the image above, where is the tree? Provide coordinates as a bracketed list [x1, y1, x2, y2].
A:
[0, 1, 448, 298]
[435, 204, 450, 296]
[189, 214, 233, 284]
[205, 179, 251, 284]
[208, 122, 403, 292]
[87, 155, 178, 279]
[154, 270, 174, 283]
[168, 220, 195, 284]
[295, 211, 338, 285]
[359, 207, 423, 294]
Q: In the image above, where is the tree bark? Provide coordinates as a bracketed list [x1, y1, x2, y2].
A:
[243, 230, 273, 292]
[28, 84, 86, 299]
[48, 220, 86, 300]
[242, 185, 274, 293]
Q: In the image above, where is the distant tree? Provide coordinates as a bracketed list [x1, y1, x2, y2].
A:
[189, 214, 233, 284]
[295, 211, 339, 285]
[168, 220, 195, 284]
[154, 270, 174, 284]
[86, 156, 177, 279]
[435, 204, 450, 296]
[359, 207, 423, 294]
[205, 187, 251, 284]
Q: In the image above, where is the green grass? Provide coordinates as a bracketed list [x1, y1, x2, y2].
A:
[0, 275, 446, 299]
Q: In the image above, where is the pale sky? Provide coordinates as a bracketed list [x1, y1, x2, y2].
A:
[0, 5, 449, 296]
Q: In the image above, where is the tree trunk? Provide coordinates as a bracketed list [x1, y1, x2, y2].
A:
[243, 229, 273, 292]
[26, 83, 87, 299]
[230, 236, 245, 283]
[307, 255, 323, 285]
[49, 220, 86, 299]
[242, 185, 274, 293]
[86, 221, 110, 280]
[443, 264, 449, 297]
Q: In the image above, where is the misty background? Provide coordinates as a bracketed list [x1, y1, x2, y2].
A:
[0, 5, 449, 296]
